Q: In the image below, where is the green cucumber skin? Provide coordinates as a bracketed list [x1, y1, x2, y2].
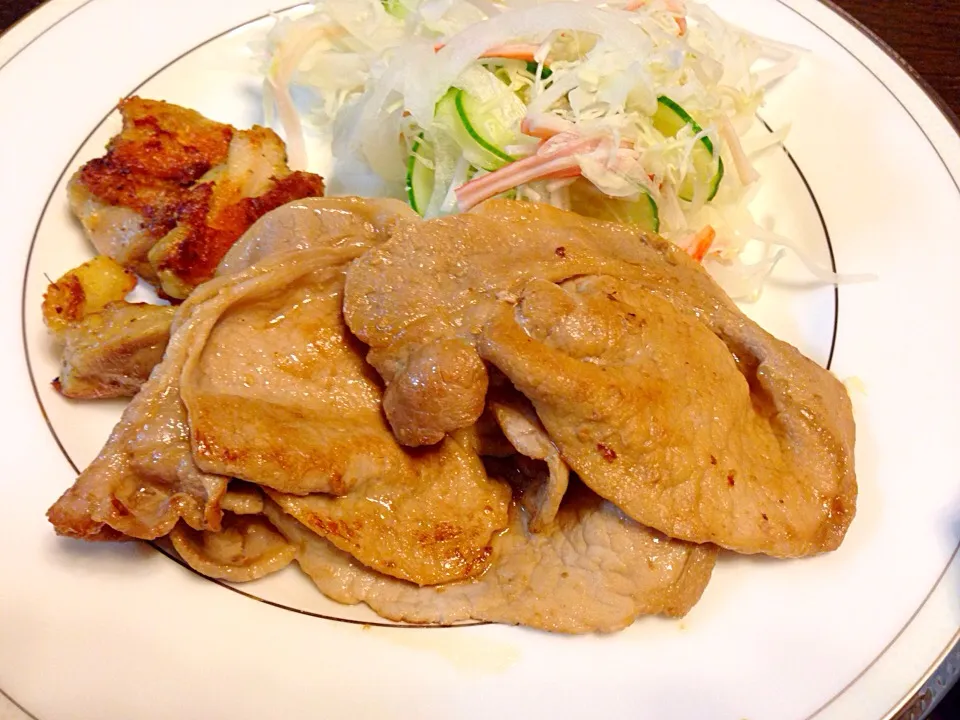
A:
[405, 135, 434, 216]
[454, 90, 515, 165]
[654, 95, 723, 201]
[645, 192, 661, 233]
[434, 90, 508, 172]
[569, 179, 660, 233]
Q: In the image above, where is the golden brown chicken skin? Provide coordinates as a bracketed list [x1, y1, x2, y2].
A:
[69, 96, 325, 299]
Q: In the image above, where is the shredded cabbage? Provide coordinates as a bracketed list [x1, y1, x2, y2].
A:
[262, 0, 831, 299]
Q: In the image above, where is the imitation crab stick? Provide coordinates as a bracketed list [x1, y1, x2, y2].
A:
[434, 41, 544, 63]
[625, 0, 688, 34]
[456, 135, 604, 211]
[689, 225, 717, 262]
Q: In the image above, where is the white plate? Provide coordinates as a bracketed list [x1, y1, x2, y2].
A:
[2, 1, 959, 718]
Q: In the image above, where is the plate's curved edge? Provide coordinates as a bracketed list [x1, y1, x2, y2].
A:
[890, 632, 960, 720]
[0, 687, 39, 720]
[816, 0, 960, 140]
[2, 1, 958, 718]
[803, 0, 960, 710]
[782, 2, 960, 717]
[0, 0, 97, 74]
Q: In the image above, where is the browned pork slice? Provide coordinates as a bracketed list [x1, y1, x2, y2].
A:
[51, 198, 413, 401]
[344, 199, 856, 557]
[46, 245, 373, 541]
[219, 482, 266, 516]
[46, 272, 237, 541]
[46, 248, 357, 540]
[216, 196, 417, 277]
[54, 302, 175, 399]
[178, 250, 510, 585]
[170, 513, 296, 582]
[489, 392, 569, 533]
[263, 436, 508, 585]
[343, 199, 730, 446]
[265, 478, 718, 634]
[479, 276, 857, 558]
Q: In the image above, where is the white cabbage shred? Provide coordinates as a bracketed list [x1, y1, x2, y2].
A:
[262, 0, 834, 299]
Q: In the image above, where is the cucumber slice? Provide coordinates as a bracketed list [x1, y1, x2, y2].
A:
[568, 178, 660, 233]
[435, 90, 512, 171]
[455, 90, 515, 165]
[405, 134, 435, 216]
[652, 96, 724, 202]
[434, 69, 526, 171]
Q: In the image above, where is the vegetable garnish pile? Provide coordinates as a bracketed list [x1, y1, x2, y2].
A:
[264, 0, 819, 298]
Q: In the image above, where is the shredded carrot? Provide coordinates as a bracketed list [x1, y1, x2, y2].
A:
[689, 225, 716, 262]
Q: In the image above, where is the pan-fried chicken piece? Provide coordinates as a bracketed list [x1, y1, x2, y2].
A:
[265, 478, 717, 633]
[147, 127, 325, 299]
[489, 392, 569, 532]
[178, 247, 509, 585]
[170, 513, 296, 582]
[41, 254, 171, 400]
[68, 96, 325, 299]
[479, 276, 857, 558]
[70, 97, 233, 279]
[54, 302, 175, 399]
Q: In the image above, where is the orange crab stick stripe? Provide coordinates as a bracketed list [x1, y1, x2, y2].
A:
[689, 225, 717, 262]
[625, 0, 687, 34]
[433, 42, 544, 63]
[456, 136, 602, 211]
[521, 115, 577, 140]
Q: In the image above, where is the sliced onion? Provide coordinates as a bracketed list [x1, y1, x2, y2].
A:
[406, 2, 651, 124]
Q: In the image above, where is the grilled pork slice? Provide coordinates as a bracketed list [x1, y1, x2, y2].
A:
[480, 275, 856, 558]
[265, 478, 717, 634]
[488, 391, 569, 533]
[51, 238, 509, 589]
[68, 96, 325, 299]
[216, 196, 416, 277]
[344, 199, 856, 558]
[46, 272, 238, 541]
[179, 249, 509, 585]
[170, 513, 296, 583]
[55, 302, 175, 399]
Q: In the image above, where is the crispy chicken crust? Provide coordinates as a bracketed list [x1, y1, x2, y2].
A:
[70, 96, 325, 299]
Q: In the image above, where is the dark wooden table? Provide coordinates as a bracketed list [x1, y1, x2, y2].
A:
[1, 0, 958, 718]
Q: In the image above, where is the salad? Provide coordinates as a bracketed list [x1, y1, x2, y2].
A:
[263, 0, 817, 298]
